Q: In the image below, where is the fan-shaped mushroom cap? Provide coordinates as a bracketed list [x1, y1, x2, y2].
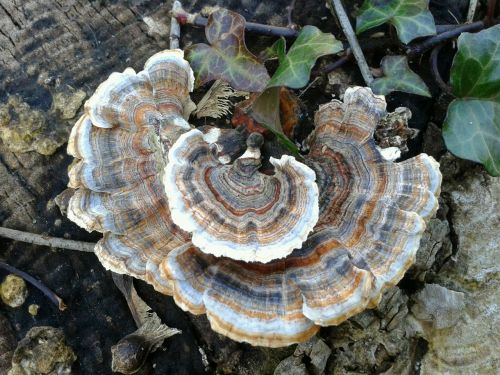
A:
[161, 229, 374, 346]
[164, 128, 319, 263]
[160, 87, 441, 346]
[66, 50, 195, 294]
[66, 52, 441, 349]
[306, 87, 441, 296]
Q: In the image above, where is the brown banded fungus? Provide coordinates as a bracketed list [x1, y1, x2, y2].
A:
[165, 130, 319, 262]
[66, 50, 441, 347]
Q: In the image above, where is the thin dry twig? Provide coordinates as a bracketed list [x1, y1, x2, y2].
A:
[298, 76, 320, 98]
[286, 0, 297, 29]
[407, 20, 485, 57]
[486, 0, 497, 25]
[172, 5, 299, 38]
[466, 0, 478, 23]
[0, 226, 95, 252]
[430, 44, 453, 94]
[0, 261, 66, 310]
[170, 0, 182, 49]
[328, 0, 373, 85]
[314, 53, 351, 77]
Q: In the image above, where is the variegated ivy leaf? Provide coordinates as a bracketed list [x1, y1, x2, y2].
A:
[443, 25, 500, 176]
[185, 9, 270, 92]
[356, 0, 436, 44]
[371, 55, 431, 97]
[266, 25, 343, 89]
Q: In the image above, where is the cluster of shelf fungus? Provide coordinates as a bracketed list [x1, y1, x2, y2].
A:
[66, 49, 441, 347]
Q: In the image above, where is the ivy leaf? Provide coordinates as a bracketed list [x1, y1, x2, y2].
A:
[260, 37, 286, 62]
[266, 25, 343, 89]
[450, 24, 500, 100]
[443, 25, 500, 176]
[249, 87, 281, 129]
[356, 0, 436, 44]
[248, 87, 301, 157]
[370, 55, 431, 97]
[185, 9, 270, 92]
[244, 26, 341, 151]
[443, 100, 499, 176]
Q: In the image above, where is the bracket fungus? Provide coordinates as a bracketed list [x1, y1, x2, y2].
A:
[165, 129, 319, 262]
[66, 49, 441, 347]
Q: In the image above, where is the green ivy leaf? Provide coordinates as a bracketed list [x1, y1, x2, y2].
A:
[443, 100, 499, 176]
[185, 9, 270, 92]
[260, 37, 286, 62]
[244, 26, 341, 153]
[443, 25, 500, 176]
[356, 0, 436, 44]
[266, 25, 343, 89]
[370, 55, 431, 96]
[450, 25, 500, 100]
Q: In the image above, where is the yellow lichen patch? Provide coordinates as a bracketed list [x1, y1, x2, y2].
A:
[52, 90, 86, 120]
[0, 88, 86, 156]
[9, 326, 76, 374]
[28, 304, 40, 316]
[0, 274, 28, 308]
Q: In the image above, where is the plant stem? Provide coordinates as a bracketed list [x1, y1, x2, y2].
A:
[466, 0, 478, 23]
[172, 6, 299, 38]
[313, 53, 351, 77]
[407, 21, 485, 57]
[328, 0, 373, 85]
[173, 7, 481, 41]
[170, 0, 182, 49]
[430, 44, 453, 94]
[0, 226, 95, 252]
[0, 261, 67, 310]
[486, 0, 497, 25]
[286, 0, 297, 29]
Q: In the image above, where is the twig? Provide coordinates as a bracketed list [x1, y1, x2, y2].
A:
[486, 0, 497, 26]
[436, 24, 465, 32]
[430, 44, 453, 94]
[313, 53, 351, 77]
[407, 20, 485, 57]
[328, 0, 373, 85]
[171, 8, 481, 40]
[171, 5, 299, 38]
[448, 9, 461, 25]
[170, 0, 182, 49]
[298, 76, 320, 98]
[0, 261, 66, 310]
[0, 226, 95, 252]
[466, 0, 478, 23]
[286, 0, 297, 29]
